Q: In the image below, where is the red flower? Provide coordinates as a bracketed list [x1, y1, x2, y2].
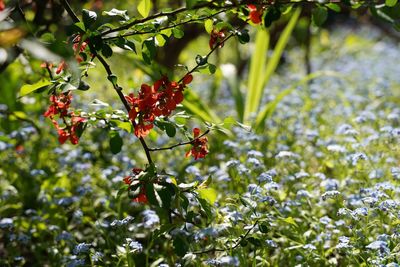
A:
[134, 121, 153, 138]
[0, 0, 5, 11]
[126, 75, 192, 138]
[247, 4, 263, 24]
[132, 185, 148, 204]
[123, 176, 132, 185]
[186, 128, 209, 160]
[44, 92, 85, 145]
[56, 60, 66, 74]
[209, 30, 226, 49]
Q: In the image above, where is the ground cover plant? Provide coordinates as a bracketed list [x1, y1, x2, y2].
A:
[1, 0, 400, 266]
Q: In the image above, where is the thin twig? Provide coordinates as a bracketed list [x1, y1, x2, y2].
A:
[192, 220, 259, 254]
[102, 9, 228, 41]
[60, 0, 154, 165]
[148, 129, 210, 151]
[177, 30, 237, 84]
[100, 2, 240, 37]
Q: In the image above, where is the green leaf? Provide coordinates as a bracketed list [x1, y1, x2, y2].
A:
[312, 6, 328, 26]
[264, 6, 281, 27]
[155, 34, 167, 47]
[259, 222, 269, 233]
[197, 188, 217, 205]
[172, 27, 184, 39]
[112, 120, 132, 133]
[142, 38, 156, 64]
[101, 44, 113, 58]
[103, 8, 129, 20]
[247, 236, 262, 246]
[109, 130, 123, 154]
[19, 80, 51, 97]
[145, 183, 159, 206]
[244, 9, 301, 121]
[78, 80, 90, 91]
[195, 55, 207, 66]
[281, 216, 298, 227]
[197, 197, 213, 219]
[173, 236, 188, 257]
[326, 3, 341, 12]
[137, 0, 152, 18]
[386, 0, 398, 7]
[244, 28, 270, 121]
[164, 122, 176, 137]
[158, 187, 172, 209]
[82, 9, 97, 28]
[204, 19, 214, 34]
[237, 29, 250, 44]
[107, 74, 118, 87]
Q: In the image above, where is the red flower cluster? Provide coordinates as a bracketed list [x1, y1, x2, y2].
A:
[186, 128, 209, 160]
[125, 75, 193, 138]
[40, 35, 88, 74]
[247, 4, 264, 24]
[0, 0, 5, 11]
[209, 29, 226, 49]
[123, 168, 148, 204]
[72, 35, 89, 63]
[44, 92, 85, 145]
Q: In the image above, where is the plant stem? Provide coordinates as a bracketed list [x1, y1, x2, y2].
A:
[60, 0, 154, 166]
[148, 129, 210, 151]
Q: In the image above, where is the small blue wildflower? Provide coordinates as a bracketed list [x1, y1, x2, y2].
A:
[336, 236, 352, 249]
[260, 196, 277, 206]
[67, 258, 85, 267]
[303, 244, 317, 250]
[219, 256, 239, 266]
[142, 210, 160, 228]
[14, 256, 24, 262]
[366, 240, 390, 255]
[327, 144, 347, 153]
[296, 190, 311, 199]
[91, 251, 103, 263]
[0, 218, 14, 229]
[247, 150, 263, 158]
[248, 184, 262, 195]
[379, 199, 398, 211]
[351, 207, 368, 217]
[56, 231, 73, 242]
[265, 239, 278, 248]
[56, 197, 78, 207]
[246, 157, 263, 168]
[226, 159, 240, 168]
[73, 243, 90, 255]
[319, 216, 332, 225]
[321, 190, 341, 201]
[258, 172, 273, 183]
[128, 240, 143, 253]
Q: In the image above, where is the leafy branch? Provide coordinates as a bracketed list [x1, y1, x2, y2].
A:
[148, 129, 210, 151]
[60, 0, 154, 165]
[192, 220, 259, 254]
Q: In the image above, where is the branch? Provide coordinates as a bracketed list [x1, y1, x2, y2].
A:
[102, 9, 228, 41]
[60, 0, 154, 165]
[148, 129, 210, 152]
[100, 2, 240, 37]
[60, 0, 80, 23]
[177, 30, 237, 84]
[192, 220, 259, 254]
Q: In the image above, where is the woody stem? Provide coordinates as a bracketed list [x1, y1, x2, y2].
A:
[60, 0, 153, 166]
